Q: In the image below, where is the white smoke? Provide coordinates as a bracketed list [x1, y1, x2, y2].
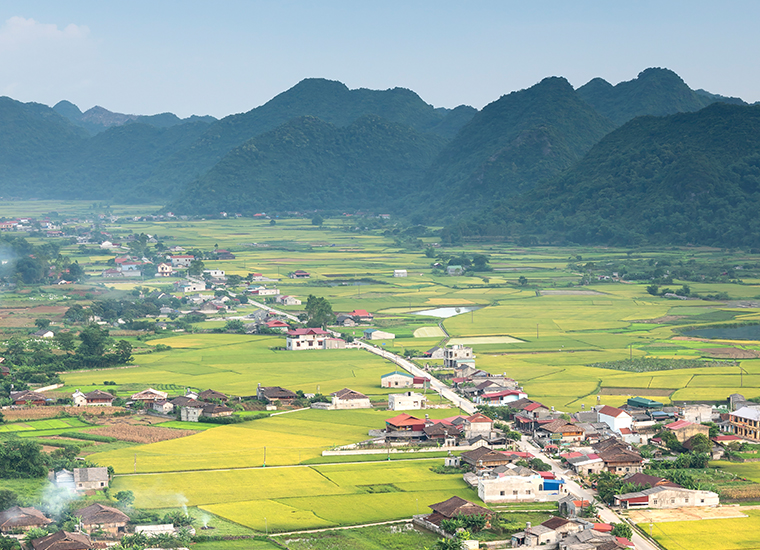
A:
[40, 483, 79, 519]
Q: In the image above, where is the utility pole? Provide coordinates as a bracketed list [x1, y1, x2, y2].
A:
[134, 454, 137, 474]
[263, 446, 266, 467]
[536, 324, 539, 339]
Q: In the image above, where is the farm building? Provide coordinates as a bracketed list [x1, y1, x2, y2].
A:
[289, 270, 310, 278]
[152, 400, 173, 414]
[180, 402, 204, 422]
[335, 313, 357, 326]
[77, 503, 129, 536]
[413, 376, 431, 388]
[264, 319, 290, 332]
[460, 447, 513, 469]
[388, 391, 426, 410]
[215, 249, 236, 260]
[381, 370, 414, 388]
[446, 265, 464, 276]
[681, 404, 713, 424]
[0, 506, 53, 533]
[331, 388, 371, 409]
[424, 346, 445, 359]
[664, 420, 711, 443]
[597, 405, 633, 434]
[72, 389, 114, 407]
[33, 329, 55, 338]
[287, 328, 330, 350]
[130, 388, 168, 403]
[564, 453, 605, 476]
[32, 531, 93, 550]
[477, 464, 566, 503]
[614, 486, 719, 509]
[202, 403, 234, 417]
[363, 328, 395, 340]
[393, 269, 407, 277]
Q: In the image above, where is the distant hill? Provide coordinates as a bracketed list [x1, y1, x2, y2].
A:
[53, 100, 217, 135]
[143, 78, 476, 198]
[421, 77, 616, 213]
[460, 103, 760, 247]
[0, 97, 87, 197]
[168, 115, 446, 214]
[576, 68, 745, 126]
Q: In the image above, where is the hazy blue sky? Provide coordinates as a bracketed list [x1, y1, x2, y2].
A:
[0, 0, 757, 118]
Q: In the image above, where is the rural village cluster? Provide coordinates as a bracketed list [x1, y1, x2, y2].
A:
[1, 213, 758, 550]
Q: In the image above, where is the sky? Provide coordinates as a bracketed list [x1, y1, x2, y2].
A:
[0, 0, 758, 119]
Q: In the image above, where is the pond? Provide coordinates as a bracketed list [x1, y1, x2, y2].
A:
[683, 324, 760, 341]
[412, 306, 481, 319]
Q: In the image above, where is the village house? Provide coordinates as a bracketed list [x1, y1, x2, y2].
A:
[446, 265, 464, 276]
[152, 400, 174, 414]
[330, 388, 371, 409]
[476, 389, 528, 406]
[130, 388, 168, 404]
[349, 309, 374, 322]
[335, 313, 357, 326]
[414, 496, 491, 537]
[32, 531, 93, 550]
[443, 344, 474, 369]
[275, 295, 301, 306]
[593, 438, 644, 475]
[664, 419, 711, 443]
[0, 506, 53, 533]
[169, 255, 194, 268]
[363, 328, 395, 340]
[381, 371, 414, 388]
[10, 390, 47, 406]
[198, 389, 228, 402]
[462, 413, 494, 439]
[76, 503, 129, 537]
[215, 249, 236, 260]
[263, 319, 290, 332]
[563, 453, 605, 476]
[730, 406, 760, 441]
[536, 419, 585, 445]
[289, 270, 310, 279]
[388, 391, 427, 410]
[180, 401, 204, 422]
[249, 286, 280, 296]
[257, 384, 298, 405]
[681, 404, 714, 424]
[614, 486, 719, 509]
[174, 279, 207, 293]
[72, 390, 115, 407]
[156, 262, 173, 276]
[73, 467, 110, 493]
[425, 346, 445, 359]
[286, 328, 330, 350]
[324, 337, 347, 349]
[385, 413, 426, 435]
[202, 403, 234, 417]
[460, 447, 514, 470]
[477, 464, 566, 503]
[597, 405, 633, 434]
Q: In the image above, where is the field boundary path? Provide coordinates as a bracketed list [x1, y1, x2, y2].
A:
[274, 518, 410, 537]
[244, 299, 301, 322]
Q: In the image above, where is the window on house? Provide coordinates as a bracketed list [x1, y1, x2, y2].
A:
[671, 499, 675, 504]
[500, 491, 505, 496]
[525, 490, 531, 494]
[513, 490, 518, 495]
[653, 500, 658, 504]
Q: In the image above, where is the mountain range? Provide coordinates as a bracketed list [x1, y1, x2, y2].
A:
[0, 68, 757, 246]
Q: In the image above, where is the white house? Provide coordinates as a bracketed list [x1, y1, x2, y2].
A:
[174, 279, 206, 293]
[615, 486, 719, 509]
[443, 345, 474, 369]
[393, 269, 407, 277]
[477, 389, 528, 406]
[203, 269, 226, 279]
[597, 405, 633, 434]
[286, 328, 330, 350]
[388, 392, 427, 410]
[249, 286, 280, 296]
[156, 263, 173, 277]
[477, 465, 567, 503]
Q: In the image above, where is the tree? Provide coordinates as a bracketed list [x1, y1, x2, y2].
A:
[688, 433, 712, 454]
[311, 214, 323, 226]
[188, 259, 205, 277]
[115, 340, 133, 363]
[611, 522, 632, 539]
[305, 295, 334, 328]
[54, 331, 76, 353]
[646, 284, 659, 296]
[34, 319, 51, 329]
[269, 219, 276, 226]
[518, 276, 527, 286]
[0, 439, 47, 478]
[77, 324, 110, 357]
[224, 320, 245, 333]
[115, 490, 134, 507]
[0, 535, 21, 550]
[23, 529, 48, 550]
[0, 489, 18, 510]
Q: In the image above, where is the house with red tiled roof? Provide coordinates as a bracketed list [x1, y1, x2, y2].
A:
[386, 413, 425, 433]
[349, 309, 373, 322]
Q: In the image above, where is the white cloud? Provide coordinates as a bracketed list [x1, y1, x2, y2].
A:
[0, 16, 90, 51]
